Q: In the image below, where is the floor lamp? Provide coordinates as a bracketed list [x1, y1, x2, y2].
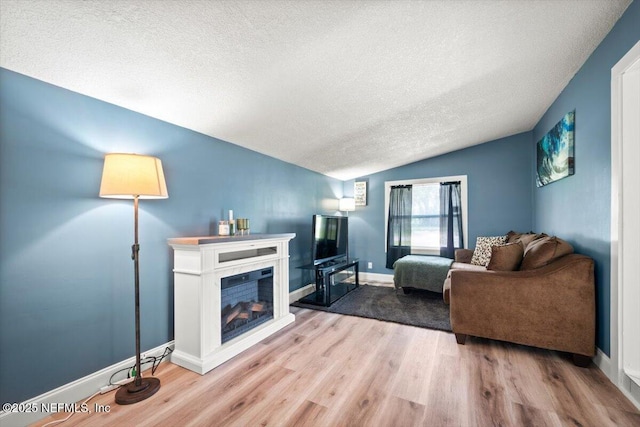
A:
[339, 197, 356, 216]
[99, 153, 168, 405]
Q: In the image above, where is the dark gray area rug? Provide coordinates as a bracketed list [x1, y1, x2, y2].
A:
[291, 285, 451, 332]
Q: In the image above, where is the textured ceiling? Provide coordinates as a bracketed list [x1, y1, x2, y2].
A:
[0, 0, 631, 180]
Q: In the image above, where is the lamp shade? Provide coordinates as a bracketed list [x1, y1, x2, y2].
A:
[99, 153, 168, 199]
[339, 197, 356, 212]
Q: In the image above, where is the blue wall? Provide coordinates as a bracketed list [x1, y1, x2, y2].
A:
[347, 132, 533, 275]
[532, 0, 639, 356]
[0, 68, 342, 403]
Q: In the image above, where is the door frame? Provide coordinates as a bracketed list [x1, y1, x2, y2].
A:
[610, 40, 640, 408]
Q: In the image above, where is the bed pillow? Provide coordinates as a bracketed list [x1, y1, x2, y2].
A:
[487, 242, 524, 271]
[470, 235, 508, 266]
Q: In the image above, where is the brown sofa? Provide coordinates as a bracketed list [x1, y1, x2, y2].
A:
[443, 233, 596, 367]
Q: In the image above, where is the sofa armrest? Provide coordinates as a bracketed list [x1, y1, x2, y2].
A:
[454, 248, 474, 263]
[449, 254, 595, 356]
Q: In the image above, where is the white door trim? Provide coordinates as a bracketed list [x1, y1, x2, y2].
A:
[610, 40, 640, 409]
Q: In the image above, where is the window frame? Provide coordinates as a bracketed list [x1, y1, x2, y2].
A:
[384, 175, 468, 255]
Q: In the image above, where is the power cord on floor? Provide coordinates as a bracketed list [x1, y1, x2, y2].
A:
[107, 346, 173, 387]
[151, 347, 173, 375]
[40, 391, 100, 427]
[39, 346, 173, 426]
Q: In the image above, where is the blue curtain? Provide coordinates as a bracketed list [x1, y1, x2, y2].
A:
[439, 182, 463, 259]
[386, 185, 412, 268]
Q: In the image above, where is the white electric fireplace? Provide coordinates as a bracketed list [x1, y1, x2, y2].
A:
[168, 234, 295, 374]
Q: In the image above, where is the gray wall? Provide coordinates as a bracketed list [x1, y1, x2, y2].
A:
[532, 0, 639, 356]
[346, 132, 533, 275]
[0, 68, 341, 403]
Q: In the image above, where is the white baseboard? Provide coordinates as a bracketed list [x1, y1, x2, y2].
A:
[0, 341, 174, 427]
[289, 283, 315, 303]
[359, 272, 394, 283]
[595, 348, 640, 410]
[622, 378, 640, 410]
[288, 273, 393, 302]
[595, 348, 613, 379]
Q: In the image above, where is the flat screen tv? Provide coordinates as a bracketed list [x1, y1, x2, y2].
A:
[312, 214, 349, 265]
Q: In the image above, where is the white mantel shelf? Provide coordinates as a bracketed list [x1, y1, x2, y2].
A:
[168, 233, 296, 246]
[168, 233, 296, 375]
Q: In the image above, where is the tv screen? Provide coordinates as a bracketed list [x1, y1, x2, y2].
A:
[312, 215, 348, 265]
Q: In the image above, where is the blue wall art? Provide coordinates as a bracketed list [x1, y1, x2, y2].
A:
[536, 110, 575, 187]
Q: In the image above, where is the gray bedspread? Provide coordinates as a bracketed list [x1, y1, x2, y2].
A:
[393, 255, 453, 293]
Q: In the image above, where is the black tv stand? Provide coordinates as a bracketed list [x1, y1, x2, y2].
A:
[298, 259, 359, 307]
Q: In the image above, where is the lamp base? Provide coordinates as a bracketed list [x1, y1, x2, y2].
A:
[115, 377, 161, 405]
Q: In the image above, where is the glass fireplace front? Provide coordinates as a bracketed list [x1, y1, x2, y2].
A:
[220, 267, 274, 344]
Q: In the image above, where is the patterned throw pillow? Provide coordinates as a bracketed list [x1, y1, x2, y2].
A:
[471, 235, 508, 266]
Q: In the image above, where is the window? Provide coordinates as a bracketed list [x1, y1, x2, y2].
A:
[384, 175, 468, 255]
[411, 183, 440, 249]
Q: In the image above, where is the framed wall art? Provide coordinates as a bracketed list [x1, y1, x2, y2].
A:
[536, 110, 575, 187]
[354, 180, 368, 206]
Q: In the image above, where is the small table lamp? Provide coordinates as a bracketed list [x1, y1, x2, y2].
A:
[99, 153, 168, 404]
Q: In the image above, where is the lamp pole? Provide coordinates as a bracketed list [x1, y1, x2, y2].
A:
[115, 195, 161, 404]
[132, 195, 142, 389]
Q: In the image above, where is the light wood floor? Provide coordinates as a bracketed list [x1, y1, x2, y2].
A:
[34, 306, 640, 427]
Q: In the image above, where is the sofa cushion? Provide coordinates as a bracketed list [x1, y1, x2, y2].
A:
[506, 230, 528, 242]
[451, 261, 487, 271]
[454, 248, 474, 264]
[507, 230, 546, 249]
[520, 236, 574, 270]
[487, 242, 524, 271]
[443, 262, 486, 304]
[470, 235, 507, 266]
